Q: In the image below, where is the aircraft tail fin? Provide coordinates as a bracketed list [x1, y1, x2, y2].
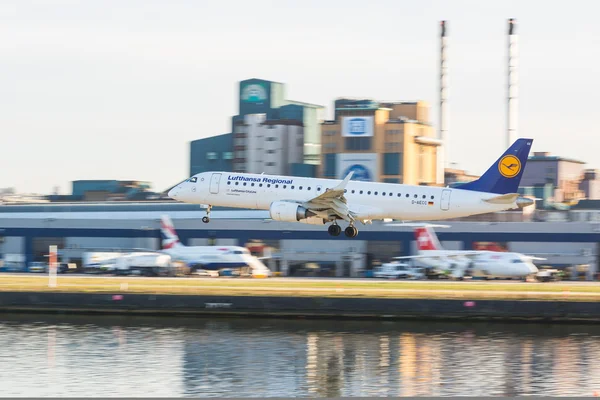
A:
[415, 227, 443, 251]
[457, 138, 533, 194]
[160, 215, 183, 249]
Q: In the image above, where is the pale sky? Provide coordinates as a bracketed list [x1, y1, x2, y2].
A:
[2, 0, 599, 194]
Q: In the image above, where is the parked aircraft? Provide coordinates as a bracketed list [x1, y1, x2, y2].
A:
[396, 225, 542, 279]
[160, 215, 270, 275]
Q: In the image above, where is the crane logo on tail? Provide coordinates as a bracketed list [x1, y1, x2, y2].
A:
[498, 155, 521, 178]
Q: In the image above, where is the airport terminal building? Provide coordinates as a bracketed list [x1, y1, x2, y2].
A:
[0, 203, 598, 278]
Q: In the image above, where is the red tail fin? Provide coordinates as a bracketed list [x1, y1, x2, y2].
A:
[414, 227, 442, 251]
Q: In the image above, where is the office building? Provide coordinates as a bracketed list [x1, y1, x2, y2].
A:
[189, 78, 323, 177]
[232, 114, 304, 175]
[321, 99, 440, 184]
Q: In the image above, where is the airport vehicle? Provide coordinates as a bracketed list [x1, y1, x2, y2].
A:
[28, 261, 47, 273]
[535, 268, 562, 282]
[168, 139, 534, 237]
[373, 262, 425, 279]
[1, 254, 25, 272]
[160, 215, 271, 276]
[82, 252, 122, 274]
[395, 226, 541, 279]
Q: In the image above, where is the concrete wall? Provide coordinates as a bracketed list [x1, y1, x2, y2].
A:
[280, 239, 366, 262]
[508, 241, 596, 266]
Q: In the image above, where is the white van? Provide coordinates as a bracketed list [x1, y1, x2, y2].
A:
[373, 262, 424, 279]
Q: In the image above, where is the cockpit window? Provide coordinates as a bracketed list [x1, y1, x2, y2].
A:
[511, 259, 521, 263]
[188, 177, 197, 183]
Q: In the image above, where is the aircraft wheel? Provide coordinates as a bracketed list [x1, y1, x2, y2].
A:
[328, 224, 341, 236]
[344, 226, 358, 238]
[202, 216, 210, 223]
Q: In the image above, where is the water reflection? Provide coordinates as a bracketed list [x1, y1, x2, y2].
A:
[0, 314, 599, 397]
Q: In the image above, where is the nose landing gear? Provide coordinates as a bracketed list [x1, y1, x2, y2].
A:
[202, 205, 212, 223]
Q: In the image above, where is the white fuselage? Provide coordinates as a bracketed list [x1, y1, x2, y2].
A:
[415, 250, 538, 278]
[162, 245, 267, 271]
[169, 172, 520, 221]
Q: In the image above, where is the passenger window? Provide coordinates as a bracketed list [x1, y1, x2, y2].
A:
[317, 187, 321, 191]
[275, 185, 279, 188]
[382, 192, 386, 196]
[251, 183, 254, 186]
[374, 191, 378, 195]
[267, 184, 271, 188]
[367, 191, 371, 195]
[235, 182, 239, 185]
[431, 195, 434, 199]
[299, 186, 302, 190]
[414, 194, 418, 198]
[243, 182, 247, 186]
[351, 190, 355, 194]
[291, 186, 294, 189]
[344, 189, 347, 193]
[283, 185, 286, 189]
[397, 193, 401, 197]
[308, 187, 311, 190]
[422, 195, 426, 199]
[360, 190, 363, 194]
[259, 183, 263, 187]
[406, 194, 409, 197]
[227, 181, 231, 185]
[389, 192, 393, 196]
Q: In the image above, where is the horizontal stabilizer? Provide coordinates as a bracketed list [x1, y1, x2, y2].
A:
[483, 193, 519, 205]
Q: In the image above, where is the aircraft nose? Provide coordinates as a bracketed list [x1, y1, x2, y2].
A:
[168, 187, 179, 200]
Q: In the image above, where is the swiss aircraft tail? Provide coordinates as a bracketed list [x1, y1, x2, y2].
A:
[415, 227, 443, 251]
[458, 138, 533, 194]
[160, 215, 183, 249]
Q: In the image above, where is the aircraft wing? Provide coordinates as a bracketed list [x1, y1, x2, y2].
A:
[301, 171, 357, 223]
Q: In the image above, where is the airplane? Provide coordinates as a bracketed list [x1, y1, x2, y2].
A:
[159, 215, 271, 275]
[168, 138, 535, 238]
[394, 225, 542, 279]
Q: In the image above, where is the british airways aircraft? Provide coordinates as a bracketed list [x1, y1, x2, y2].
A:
[160, 215, 270, 274]
[168, 138, 534, 238]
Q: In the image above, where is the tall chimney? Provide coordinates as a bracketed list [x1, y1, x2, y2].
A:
[507, 18, 518, 148]
[437, 20, 448, 185]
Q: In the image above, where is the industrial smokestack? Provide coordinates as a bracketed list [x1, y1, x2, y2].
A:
[507, 18, 518, 148]
[437, 20, 448, 185]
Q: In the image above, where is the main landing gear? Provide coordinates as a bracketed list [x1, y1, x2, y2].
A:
[202, 205, 212, 223]
[327, 223, 358, 238]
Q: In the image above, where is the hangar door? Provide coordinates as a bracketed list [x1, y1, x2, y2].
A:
[32, 237, 65, 262]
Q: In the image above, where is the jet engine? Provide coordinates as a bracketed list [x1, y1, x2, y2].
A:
[269, 201, 324, 225]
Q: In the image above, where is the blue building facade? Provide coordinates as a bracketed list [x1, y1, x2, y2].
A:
[189, 133, 233, 176]
[189, 79, 323, 178]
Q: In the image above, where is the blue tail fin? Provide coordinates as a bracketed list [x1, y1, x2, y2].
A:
[457, 138, 533, 194]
